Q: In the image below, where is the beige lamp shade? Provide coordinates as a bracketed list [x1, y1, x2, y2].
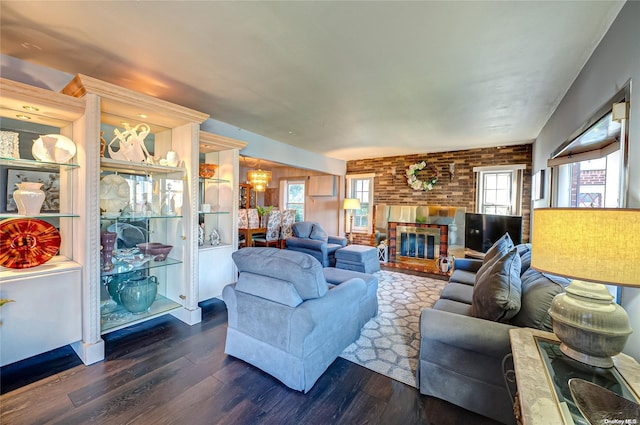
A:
[531, 207, 639, 367]
[343, 198, 361, 211]
[531, 208, 640, 287]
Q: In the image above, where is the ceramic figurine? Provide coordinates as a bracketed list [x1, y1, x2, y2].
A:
[209, 228, 220, 246]
[108, 123, 152, 163]
[438, 255, 455, 273]
[198, 223, 205, 246]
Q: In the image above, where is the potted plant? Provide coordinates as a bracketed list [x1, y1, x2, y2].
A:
[256, 205, 273, 227]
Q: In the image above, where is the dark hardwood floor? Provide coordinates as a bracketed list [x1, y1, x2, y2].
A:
[1, 298, 501, 425]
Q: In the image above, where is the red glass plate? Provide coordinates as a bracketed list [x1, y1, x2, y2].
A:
[0, 218, 61, 269]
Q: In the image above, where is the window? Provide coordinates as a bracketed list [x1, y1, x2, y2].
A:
[550, 110, 625, 208]
[346, 173, 374, 232]
[474, 165, 525, 215]
[285, 180, 305, 221]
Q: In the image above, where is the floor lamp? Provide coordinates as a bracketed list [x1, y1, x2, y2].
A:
[343, 198, 361, 245]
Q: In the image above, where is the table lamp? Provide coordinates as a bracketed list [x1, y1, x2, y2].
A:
[343, 198, 361, 245]
[531, 208, 640, 368]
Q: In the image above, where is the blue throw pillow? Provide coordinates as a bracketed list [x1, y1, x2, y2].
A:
[471, 246, 522, 323]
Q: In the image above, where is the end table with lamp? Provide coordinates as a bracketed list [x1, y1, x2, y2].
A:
[511, 207, 640, 424]
[530, 208, 640, 368]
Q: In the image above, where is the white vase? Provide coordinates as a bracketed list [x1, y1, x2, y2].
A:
[14, 182, 46, 215]
[166, 151, 179, 167]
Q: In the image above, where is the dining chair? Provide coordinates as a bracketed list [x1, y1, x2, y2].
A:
[253, 209, 282, 248]
[279, 209, 296, 249]
[247, 208, 260, 228]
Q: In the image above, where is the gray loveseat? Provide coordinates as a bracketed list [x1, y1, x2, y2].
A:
[223, 247, 378, 392]
[417, 235, 571, 425]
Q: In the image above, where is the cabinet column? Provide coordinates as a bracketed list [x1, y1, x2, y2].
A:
[72, 93, 105, 364]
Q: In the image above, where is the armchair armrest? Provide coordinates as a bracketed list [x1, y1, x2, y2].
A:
[289, 278, 367, 354]
[453, 258, 483, 273]
[286, 237, 327, 252]
[328, 235, 347, 247]
[420, 308, 515, 358]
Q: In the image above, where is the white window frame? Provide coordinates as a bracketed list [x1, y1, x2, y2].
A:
[474, 164, 525, 216]
[346, 173, 375, 233]
[280, 179, 306, 221]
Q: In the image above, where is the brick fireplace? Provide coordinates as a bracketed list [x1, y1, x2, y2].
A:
[388, 222, 449, 272]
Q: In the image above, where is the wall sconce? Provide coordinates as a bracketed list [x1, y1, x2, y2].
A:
[391, 167, 397, 180]
[448, 163, 455, 181]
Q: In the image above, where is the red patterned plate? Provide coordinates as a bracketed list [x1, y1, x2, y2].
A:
[0, 218, 61, 269]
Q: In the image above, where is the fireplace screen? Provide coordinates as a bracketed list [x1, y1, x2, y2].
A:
[396, 226, 441, 260]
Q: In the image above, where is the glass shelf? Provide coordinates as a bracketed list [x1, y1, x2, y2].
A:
[100, 294, 182, 334]
[100, 157, 185, 176]
[0, 156, 79, 170]
[100, 214, 183, 221]
[198, 242, 232, 251]
[100, 256, 182, 278]
[197, 211, 230, 215]
[200, 177, 230, 184]
[0, 213, 80, 219]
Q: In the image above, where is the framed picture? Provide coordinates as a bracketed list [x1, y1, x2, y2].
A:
[533, 169, 545, 201]
[3, 167, 61, 213]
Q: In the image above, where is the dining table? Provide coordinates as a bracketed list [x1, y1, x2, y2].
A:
[238, 227, 267, 247]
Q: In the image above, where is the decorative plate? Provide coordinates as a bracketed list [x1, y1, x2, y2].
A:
[100, 174, 130, 214]
[0, 218, 61, 269]
[32, 134, 77, 163]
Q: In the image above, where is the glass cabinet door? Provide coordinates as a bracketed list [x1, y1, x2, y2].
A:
[98, 161, 185, 333]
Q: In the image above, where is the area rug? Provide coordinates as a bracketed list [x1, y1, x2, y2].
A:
[340, 269, 447, 387]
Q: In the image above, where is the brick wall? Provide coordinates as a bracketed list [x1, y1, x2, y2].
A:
[579, 169, 606, 185]
[346, 144, 533, 246]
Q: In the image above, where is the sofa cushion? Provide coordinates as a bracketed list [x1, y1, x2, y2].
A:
[433, 298, 473, 316]
[483, 233, 514, 265]
[439, 282, 474, 304]
[310, 224, 329, 242]
[449, 269, 477, 286]
[292, 221, 314, 238]
[235, 272, 303, 307]
[471, 246, 522, 322]
[510, 268, 570, 331]
[232, 247, 328, 300]
[519, 248, 532, 276]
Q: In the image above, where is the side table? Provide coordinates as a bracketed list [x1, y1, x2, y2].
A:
[509, 328, 640, 425]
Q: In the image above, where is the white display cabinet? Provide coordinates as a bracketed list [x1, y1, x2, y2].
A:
[197, 131, 245, 301]
[62, 74, 209, 364]
[0, 78, 85, 366]
[1, 75, 245, 367]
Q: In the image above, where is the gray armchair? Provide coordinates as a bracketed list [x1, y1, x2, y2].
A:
[223, 248, 378, 392]
[285, 221, 347, 267]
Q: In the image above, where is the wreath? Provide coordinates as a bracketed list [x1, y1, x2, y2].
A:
[406, 161, 439, 191]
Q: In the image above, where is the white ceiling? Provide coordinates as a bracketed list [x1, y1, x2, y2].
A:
[0, 1, 624, 161]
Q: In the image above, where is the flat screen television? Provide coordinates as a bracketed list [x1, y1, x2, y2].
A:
[465, 213, 523, 253]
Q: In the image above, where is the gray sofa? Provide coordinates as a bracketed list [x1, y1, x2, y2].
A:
[417, 235, 571, 425]
[285, 221, 347, 267]
[223, 247, 378, 392]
